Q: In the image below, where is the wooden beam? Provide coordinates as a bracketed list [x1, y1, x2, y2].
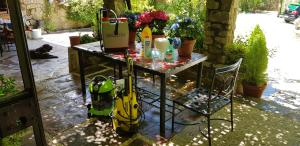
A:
[126, 0, 132, 10]
[6, 0, 47, 145]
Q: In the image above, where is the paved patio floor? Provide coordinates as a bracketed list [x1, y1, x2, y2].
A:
[1, 12, 300, 145]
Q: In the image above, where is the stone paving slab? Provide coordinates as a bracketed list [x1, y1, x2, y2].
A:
[51, 120, 128, 146]
[170, 102, 300, 146]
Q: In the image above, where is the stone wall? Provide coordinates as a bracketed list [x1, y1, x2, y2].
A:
[20, 0, 44, 20]
[204, 0, 239, 64]
[20, 0, 86, 30]
[47, 2, 87, 30]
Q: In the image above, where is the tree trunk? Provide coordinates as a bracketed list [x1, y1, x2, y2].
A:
[103, 0, 127, 15]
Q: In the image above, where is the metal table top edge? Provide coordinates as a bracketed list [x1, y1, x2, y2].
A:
[73, 42, 208, 77]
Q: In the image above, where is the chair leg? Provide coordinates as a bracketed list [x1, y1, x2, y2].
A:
[6, 43, 10, 52]
[230, 99, 234, 131]
[0, 45, 2, 57]
[207, 115, 212, 146]
[171, 102, 175, 133]
[113, 63, 116, 80]
[134, 69, 138, 89]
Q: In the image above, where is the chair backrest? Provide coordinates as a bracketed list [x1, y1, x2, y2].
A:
[208, 58, 243, 100]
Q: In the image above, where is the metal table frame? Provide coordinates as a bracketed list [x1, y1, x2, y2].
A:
[74, 44, 207, 137]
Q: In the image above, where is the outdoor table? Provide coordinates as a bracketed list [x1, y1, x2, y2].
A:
[73, 41, 207, 137]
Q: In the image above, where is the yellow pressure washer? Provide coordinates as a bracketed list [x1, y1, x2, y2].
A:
[112, 51, 140, 135]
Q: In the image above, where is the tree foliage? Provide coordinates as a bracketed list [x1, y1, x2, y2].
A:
[239, 0, 279, 12]
[0, 75, 16, 97]
[66, 0, 103, 26]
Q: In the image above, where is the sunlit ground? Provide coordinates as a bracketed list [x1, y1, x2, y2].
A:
[1, 12, 300, 145]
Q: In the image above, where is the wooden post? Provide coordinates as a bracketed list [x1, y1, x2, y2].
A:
[278, 0, 284, 17]
[6, 0, 47, 145]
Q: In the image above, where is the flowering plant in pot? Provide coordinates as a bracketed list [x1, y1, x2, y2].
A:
[135, 10, 169, 36]
[243, 25, 269, 98]
[168, 17, 203, 57]
[121, 11, 140, 46]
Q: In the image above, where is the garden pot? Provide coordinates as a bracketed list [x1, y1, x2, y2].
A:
[152, 34, 165, 48]
[31, 28, 42, 39]
[129, 31, 136, 47]
[243, 82, 267, 98]
[69, 36, 81, 47]
[178, 39, 196, 57]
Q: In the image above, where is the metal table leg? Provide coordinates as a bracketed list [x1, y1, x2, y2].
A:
[118, 63, 123, 79]
[0, 44, 3, 57]
[196, 62, 203, 88]
[78, 50, 86, 96]
[134, 69, 138, 88]
[160, 74, 166, 137]
[113, 63, 116, 81]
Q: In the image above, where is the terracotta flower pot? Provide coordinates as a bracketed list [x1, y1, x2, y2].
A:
[178, 39, 196, 57]
[243, 82, 267, 98]
[69, 36, 81, 47]
[129, 31, 136, 46]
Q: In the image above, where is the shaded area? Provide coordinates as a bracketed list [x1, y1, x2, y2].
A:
[1, 23, 300, 145]
[171, 101, 300, 145]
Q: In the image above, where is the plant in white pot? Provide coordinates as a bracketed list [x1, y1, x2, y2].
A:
[243, 25, 269, 98]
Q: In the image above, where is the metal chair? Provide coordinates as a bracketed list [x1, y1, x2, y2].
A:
[2, 26, 15, 51]
[171, 58, 242, 146]
[0, 31, 5, 57]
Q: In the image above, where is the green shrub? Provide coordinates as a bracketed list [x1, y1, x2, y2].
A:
[239, 0, 279, 12]
[0, 75, 17, 97]
[43, 0, 56, 32]
[80, 34, 97, 44]
[43, 20, 56, 32]
[66, 0, 103, 26]
[244, 25, 268, 85]
[131, 0, 155, 12]
[239, 0, 262, 12]
[225, 36, 248, 72]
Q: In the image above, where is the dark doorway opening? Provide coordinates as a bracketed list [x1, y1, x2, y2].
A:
[0, 0, 7, 11]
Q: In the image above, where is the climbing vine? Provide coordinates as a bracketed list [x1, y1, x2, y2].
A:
[65, 0, 103, 26]
[0, 74, 17, 97]
[43, 0, 56, 32]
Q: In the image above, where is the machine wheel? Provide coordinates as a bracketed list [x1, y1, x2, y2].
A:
[87, 104, 92, 118]
[285, 19, 290, 23]
[87, 104, 92, 110]
[87, 113, 92, 118]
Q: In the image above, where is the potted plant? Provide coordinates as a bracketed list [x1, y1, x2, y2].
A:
[121, 12, 140, 46]
[69, 35, 81, 47]
[80, 34, 97, 44]
[135, 10, 169, 40]
[243, 25, 268, 98]
[224, 36, 248, 94]
[168, 17, 203, 57]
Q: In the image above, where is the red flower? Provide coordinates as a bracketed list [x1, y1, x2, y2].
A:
[135, 21, 142, 28]
[150, 10, 169, 21]
[138, 12, 153, 25]
[135, 10, 169, 31]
